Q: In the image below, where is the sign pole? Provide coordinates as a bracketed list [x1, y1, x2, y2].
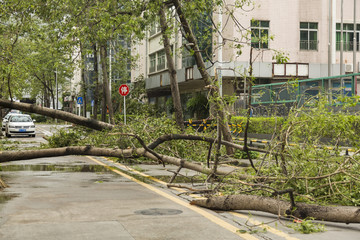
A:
[77, 97, 83, 116]
[119, 84, 130, 125]
[124, 96, 126, 125]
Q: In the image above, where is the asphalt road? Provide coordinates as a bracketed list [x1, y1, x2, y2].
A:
[0, 124, 359, 239]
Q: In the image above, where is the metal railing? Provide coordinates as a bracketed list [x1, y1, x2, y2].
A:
[336, 41, 359, 51]
[300, 40, 318, 51]
[252, 73, 360, 105]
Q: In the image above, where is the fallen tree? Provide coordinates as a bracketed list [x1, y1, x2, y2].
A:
[0, 99, 113, 131]
[1, 134, 360, 224]
[190, 195, 360, 224]
[1, 100, 360, 225]
[0, 145, 234, 177]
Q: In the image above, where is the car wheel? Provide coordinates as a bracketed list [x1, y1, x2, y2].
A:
[6, 132, 11, 138]
[31, 134, 36, 138]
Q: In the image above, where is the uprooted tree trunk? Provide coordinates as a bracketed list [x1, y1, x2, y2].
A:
[0, 99, 114, 131]
[0, 146, 232, 177]
[190, 195, 360, 224]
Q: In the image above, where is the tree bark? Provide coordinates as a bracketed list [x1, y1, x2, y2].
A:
[92, 43, 100, 120]
[81, 42, 88, 117]
[0, 99, 114, 131]
[99, 43, 114, 124]
[190, 195, 360, 224]
[172, 0, 234, 154]
[159, 6, 184, 132]
[0, 146, 233, 177]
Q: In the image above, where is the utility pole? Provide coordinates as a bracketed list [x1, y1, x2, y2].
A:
[340, 0, 344, 93]
[328, 0, 333, 101]
[354, 0, 357, 73]
[218, 5, 223, 97]
[55, 68, 58, 123]
[340, 0, 344, 76]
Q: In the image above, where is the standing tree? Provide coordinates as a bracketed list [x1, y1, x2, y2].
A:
[171, 0, 234, 154]
[159, 5, 185, 131]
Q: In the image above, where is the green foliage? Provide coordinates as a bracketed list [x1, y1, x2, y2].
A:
[234, 149, 259, 159]
[47, 127, 83, 147]
[46, 113, 221, 165]
[186, 92, 209, 119]
[272, 50, 290, 64]
[231, 116, 285, 134]
[283, 95, 360, 147]
[287, 218, 325, 234]
[30, 114, 47, 123]
[253, 95, 360, 206]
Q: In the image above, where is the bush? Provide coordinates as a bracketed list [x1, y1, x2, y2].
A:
[47, 128, 83, 147]
[234, 149, 259, 159]
[231, 116, 285, 134]
[30, 114, 47, 123]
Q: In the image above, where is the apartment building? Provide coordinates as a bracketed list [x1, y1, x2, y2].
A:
[131, 0, 360, 118]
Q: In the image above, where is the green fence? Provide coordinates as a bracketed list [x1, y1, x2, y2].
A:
[252, 73, 360, 105]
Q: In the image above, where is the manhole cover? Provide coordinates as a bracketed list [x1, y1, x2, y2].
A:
[134, 208, 183, 216]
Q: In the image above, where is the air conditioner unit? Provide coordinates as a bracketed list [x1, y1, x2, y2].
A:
[234, 81, 244, 91]
[345, 64, 353, 73]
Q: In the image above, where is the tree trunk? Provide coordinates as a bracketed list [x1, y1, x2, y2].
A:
[0, 146, 233, 177]
[190, 195, 360, 224]
[93, 43, 100, 120]
[52, 72, 56, 109]
[0, 99, 114, 131]
[99, 43, 115, 124]
[43, 84, 51, 108]
[159, 6, 184, 132]
[81, 42, 87, 118]
[172, 0, 233, 154]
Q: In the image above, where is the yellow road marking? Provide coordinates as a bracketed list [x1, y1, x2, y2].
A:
[86, 156, 258, 240]
[106, 158, 300, 240]
[107, 159, 207, 199]
[230, 212, 300, 240]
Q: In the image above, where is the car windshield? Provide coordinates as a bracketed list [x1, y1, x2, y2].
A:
[10, 116, 32, 122]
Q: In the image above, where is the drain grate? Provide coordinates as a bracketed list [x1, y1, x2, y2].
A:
[134, 208, 183, 216]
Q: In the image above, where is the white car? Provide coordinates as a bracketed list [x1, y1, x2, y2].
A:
[2, 112, 22, 131]
[5, 114, 36, 138]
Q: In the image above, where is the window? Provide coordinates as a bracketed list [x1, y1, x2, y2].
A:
[336, 23, 360, 51]
[149, 21, 160, 37]
[149, 49, 168, 74]
[300, 22, 318, 50]
[251, 20, 269, 49]
[149, 53, 156, 73]
[186, 67, 193, 80]
[157, 50, 166, 71]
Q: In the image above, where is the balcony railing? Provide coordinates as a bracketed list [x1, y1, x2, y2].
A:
[182, 56, 196, 68]
[149, 65, 156, 73]
[157, 63, 166, 71]
[336, 41, 359, 51]
[300, 40, 318, 50]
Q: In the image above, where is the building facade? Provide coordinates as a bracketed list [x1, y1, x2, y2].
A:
[131, 0, 360, 118]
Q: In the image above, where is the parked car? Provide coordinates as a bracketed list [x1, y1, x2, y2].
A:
[2, 113, 22, 131]
[4, 114, 36, 137]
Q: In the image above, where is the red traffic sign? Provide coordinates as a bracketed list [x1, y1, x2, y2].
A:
[119, 84, 129, 96]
